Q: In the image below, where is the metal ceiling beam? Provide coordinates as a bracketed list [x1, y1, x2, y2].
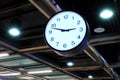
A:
[0, 66, 43, 80]
[84, 45, 120, 79]
[0, 3, 31, 14]
[62, 64, 120, 71]
[42, 0, 61, 12]
[83, 77, 114, 80]
[63, 66, 101, 71]
[19, 46, 49, 52]
[0, 2, 34, 20]
[0, 40, 19, 52]
[0, 65, 19, 73]
[89, 33, 120, 46]
[29, 0, 59, 19]
[21, 52, 83, 80]
[18, 33, 120, 52]
[1, 0, 79, 78]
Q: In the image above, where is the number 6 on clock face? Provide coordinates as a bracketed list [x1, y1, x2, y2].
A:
[45, 11, 87, 52]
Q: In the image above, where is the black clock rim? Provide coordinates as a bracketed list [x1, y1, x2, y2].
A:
[44, 10, 90, 57]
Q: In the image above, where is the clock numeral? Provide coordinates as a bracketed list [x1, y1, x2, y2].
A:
[64, 15, 68, 19]
[56, 42, 59, 46]
[71, 41, 75, 45]
[77, 35, 81, 39]
[77, 20, 80, 25]
[72, 16, 74, 20]
[63, 43, 67, 48]
[50, 37, 54, 42]
[49, 30, 52, 34]
[79, 27, 83, 32]
[51, 23, 56, 28]
[57, 18, 60, 22]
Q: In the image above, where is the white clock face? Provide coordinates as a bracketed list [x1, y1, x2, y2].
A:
[45, 11, 87, 51]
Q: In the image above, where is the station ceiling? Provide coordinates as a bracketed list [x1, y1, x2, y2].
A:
[0, 0, 120, 80]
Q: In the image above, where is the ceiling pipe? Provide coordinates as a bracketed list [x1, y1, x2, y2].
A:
[84, 45, 120, 79]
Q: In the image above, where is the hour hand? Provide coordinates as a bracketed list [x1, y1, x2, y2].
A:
[67, 28, 76, 31]
[52, 28, 76, 32]
[61, 28, 76, 32]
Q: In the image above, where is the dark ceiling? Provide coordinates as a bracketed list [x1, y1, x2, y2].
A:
[0, 0, 120, 80]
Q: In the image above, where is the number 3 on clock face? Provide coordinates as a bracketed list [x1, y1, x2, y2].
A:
[45, 11, 87, 52]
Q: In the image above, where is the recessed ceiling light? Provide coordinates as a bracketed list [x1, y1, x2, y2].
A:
[8, 27, 21, 37]
[100, 9, 114, 19]
[94, 27, 105, 33]
[88, 75, 93, 79]
[67, 61, 74, 67]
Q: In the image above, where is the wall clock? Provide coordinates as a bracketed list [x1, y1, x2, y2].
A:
[45, 11, 90, 57]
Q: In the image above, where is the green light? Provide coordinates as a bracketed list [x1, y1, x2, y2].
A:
[100, 9, 114, 19]
[8, 27, 21, 37]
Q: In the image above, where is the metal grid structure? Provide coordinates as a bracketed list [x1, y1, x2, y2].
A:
[0, 0, 120, 80]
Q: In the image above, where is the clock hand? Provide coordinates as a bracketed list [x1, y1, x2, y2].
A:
[52, 28, 63, 31]
[52, 28, 76, 32]
[61, 28, 76, 32]
[67, 28, 76, 31]
[52, 28, 69, 32]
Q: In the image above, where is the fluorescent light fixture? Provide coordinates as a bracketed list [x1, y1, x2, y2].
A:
[27, 70, 53, 74]
[100, 9, 114, 19]
[0, 72, 21, 76]
[19, 76, 35, 80]
[67, 61, 74, 67]
[45, 75, 76, 79]
[0, 71, 11, 74]
[0, 53, 9, 57]
[8, 27, 21, 37]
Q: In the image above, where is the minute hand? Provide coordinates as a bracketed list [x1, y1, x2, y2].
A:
[52, 28, 76, 32]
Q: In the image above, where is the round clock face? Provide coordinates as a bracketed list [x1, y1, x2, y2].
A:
[45, 11, 87, 51]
